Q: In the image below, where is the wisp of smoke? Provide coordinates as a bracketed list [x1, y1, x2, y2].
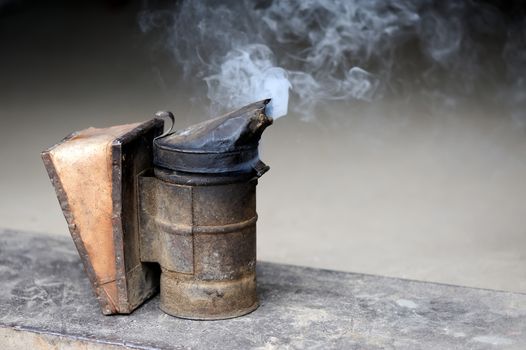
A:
[139, 0, 526, 122]
[204, 44, 290, 119]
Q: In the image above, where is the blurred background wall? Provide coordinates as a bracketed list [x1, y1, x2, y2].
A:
[1, 0, 525, 293]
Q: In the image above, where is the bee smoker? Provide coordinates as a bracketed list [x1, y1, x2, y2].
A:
[42, 100, 273, 320]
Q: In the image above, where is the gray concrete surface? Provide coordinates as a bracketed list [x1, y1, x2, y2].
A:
[1, 229, 526, 350]
[1, 2, 525, 294]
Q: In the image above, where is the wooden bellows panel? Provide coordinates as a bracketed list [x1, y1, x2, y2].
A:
[42, 119, 163, 314]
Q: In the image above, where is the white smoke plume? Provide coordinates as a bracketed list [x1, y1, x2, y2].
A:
[204, 44, 290, 119]
[139, 0, 526, 122]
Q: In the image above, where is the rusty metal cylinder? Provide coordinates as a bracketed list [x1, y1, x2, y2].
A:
[139, 100, 272, 320]
[156, 169, 258, 319]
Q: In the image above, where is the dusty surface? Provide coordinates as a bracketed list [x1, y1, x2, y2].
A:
[1, 229, 526, 350]
[1, 2, 525, 294]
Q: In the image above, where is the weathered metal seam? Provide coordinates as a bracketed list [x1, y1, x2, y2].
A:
[191, 186, 195, 275]
[110, 138, 129, 314]
[155, 216, 258, 235]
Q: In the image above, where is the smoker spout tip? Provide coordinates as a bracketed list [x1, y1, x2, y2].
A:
[261, 98, 274, 124]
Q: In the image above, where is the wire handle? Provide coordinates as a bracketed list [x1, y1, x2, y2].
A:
[154, 111, 175, 140]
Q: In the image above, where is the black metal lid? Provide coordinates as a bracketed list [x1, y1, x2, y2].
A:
[153, 99, 273, 174]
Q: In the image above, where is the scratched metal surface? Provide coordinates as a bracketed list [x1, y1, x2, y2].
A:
[0, 229, 525, 350]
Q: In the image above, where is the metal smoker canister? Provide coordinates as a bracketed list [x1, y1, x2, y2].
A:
[138, 100, 273, 320]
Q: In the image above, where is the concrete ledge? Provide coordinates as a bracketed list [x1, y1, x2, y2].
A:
[1, 229, 525, 349]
